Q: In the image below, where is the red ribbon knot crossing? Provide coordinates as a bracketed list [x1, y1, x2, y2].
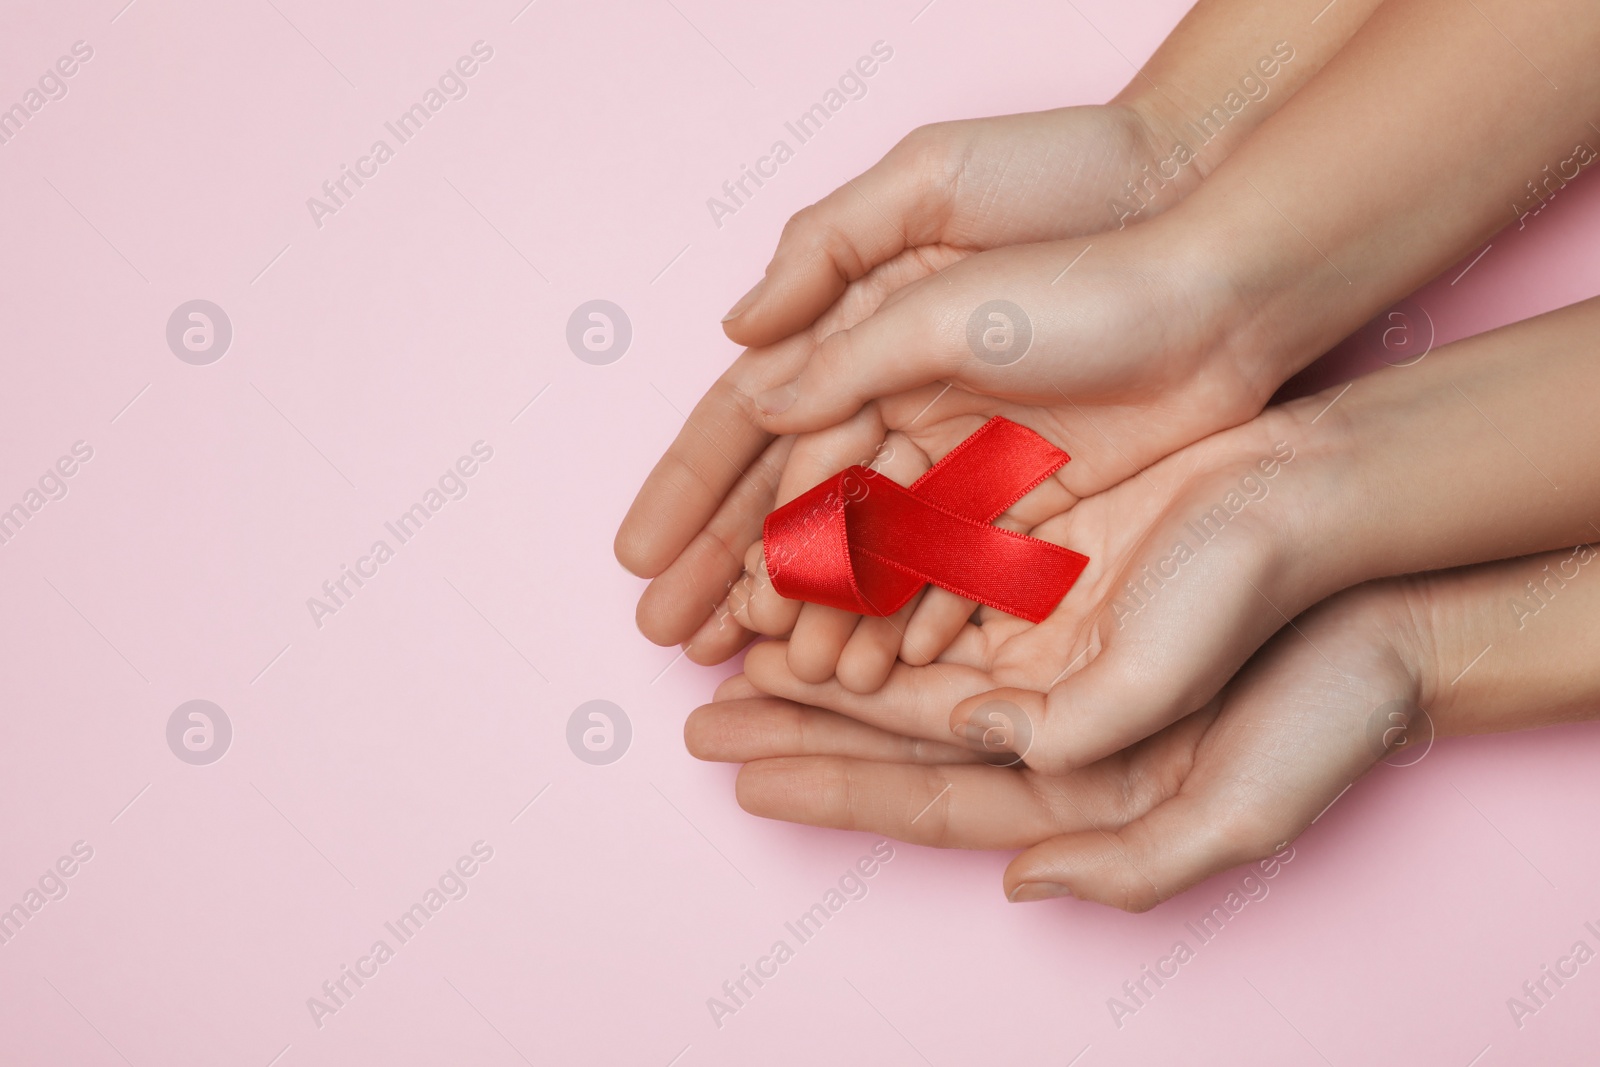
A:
[761, 417, 1090, 623]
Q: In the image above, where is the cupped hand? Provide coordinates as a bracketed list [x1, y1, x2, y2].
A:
[722, 318, 1324, 696]
[729, 395, 1358, 776]
[615, 103, 1227, 663]
[717, 104, 1202, 348]
[629, 213, 1273, 678]
[686, 578, 1426, 911]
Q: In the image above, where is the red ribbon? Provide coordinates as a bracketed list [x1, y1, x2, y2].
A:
[762, 417, 1089, 623]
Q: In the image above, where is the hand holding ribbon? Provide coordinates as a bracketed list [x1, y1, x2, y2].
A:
[762, 417, 1089, 624]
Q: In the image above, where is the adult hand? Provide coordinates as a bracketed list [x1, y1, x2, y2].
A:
[687, 534, 1600, 909]
[737, 293, 1600, 769]
[688, 577, 1422, 911]
[615, 101, 1234, 665]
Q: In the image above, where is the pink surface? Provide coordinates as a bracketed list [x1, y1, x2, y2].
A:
[3, 1, 1599, 1064]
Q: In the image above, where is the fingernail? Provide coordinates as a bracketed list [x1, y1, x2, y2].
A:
[722, 279, 764, 322]
[951, 718, 1009, 755]
[1008, 882, 1074, 903]
[756, 379, 798, 415]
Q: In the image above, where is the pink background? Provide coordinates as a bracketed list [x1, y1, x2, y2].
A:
[4, 0, 1600, 1063]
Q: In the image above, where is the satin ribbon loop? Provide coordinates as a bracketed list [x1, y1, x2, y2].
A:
[762, 417, 1089, 623]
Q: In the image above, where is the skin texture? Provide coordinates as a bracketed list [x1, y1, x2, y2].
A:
[734, 295, 1600, 780]
[687, 545, 1600, 911]
[615, 0, 1385, 663]
[619, 0, 1600, 687]
[686, 292, 1600, 910]
[618, 0, 1600, 911]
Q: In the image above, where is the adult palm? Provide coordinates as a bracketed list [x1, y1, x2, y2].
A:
[686, 579, 1420, 911]
[615, 105, 1243, 664]
[620, 219, 1262, 668]
[733, 401, 1331, 772]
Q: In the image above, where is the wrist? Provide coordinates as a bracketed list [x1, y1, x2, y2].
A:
[1314, 576, 1435, 759]
[1163, 174, 1370, 401]
[1241, 397, 1375, 608]
[1406, 551, 1600, 737]
[1126, 188, 1332, 420]
[1116, 91, 1230, 186]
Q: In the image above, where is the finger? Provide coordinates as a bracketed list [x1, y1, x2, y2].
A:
[1036, 549, 1279, 771]
[1006, 629, 1369, 910]
[683, 696, 979, 765]
[632, 434, 794, 646]
[749, 242, 1086, 435]
[744, 640, 989, 742]
[733, 735, 1156, 850]
[836, 597, 919, 694]
[1002, 788, 1269, 911]
[900, 587, 977, 666]
[749, 274, 954, 432]
[617, 356, 792, 578]
[740, 411, 891, 639]
[786, 604, 859, 684]
[682, 599, 758, 666]
[713, 673, 763, 701]
[952, 531, 1283, 773]
[734, 757, 1062, 850]
[773, 403, 890, 504]
[733, 545, 801, 637]
[721, 129, 951, 348]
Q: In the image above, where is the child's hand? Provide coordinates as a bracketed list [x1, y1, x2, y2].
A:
[719, 392, 1091, 694]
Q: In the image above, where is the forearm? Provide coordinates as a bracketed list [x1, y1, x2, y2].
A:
[1278, 296, 1600, 601]
[1164, 0, 1600, 394]
[1117, 0, 1385, 180]
[1393, 550, 1600, 735]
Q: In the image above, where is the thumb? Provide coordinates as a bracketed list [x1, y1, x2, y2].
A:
[1003, 793, 1301, 912]
[721, 129, 953, 348]
[750, 240, 1088, 435]
[1003, 537, 1286, 775]
[749, 259, 996, 434]
[946, 648, 1178, 777]
[749, 300, 950, 433]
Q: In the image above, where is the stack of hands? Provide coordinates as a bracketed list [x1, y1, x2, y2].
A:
[616, 0, 1600, 910]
